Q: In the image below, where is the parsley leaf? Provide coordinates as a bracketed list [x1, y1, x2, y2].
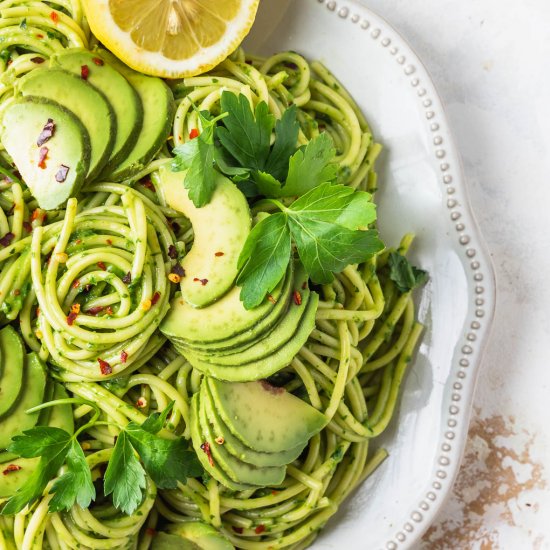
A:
[49, 439, 95, 512]
[280, 133, 337, 197]
[263, 105, 300, 180]
[104, 431, 146, 515]
[217, 92, 275, 171]
[237, 214, 292, 309]
[1, 427, 72, 515]
[171, 111, 219, 207]
[388, 252, 428, 293]
[140, 400, 174, 434]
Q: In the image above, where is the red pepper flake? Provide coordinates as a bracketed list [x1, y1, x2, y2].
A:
[72, 279, 80, 289]
[81, 64, 89, 80]
[50, 11, 59, 23]
[146, 528, 156, 537]
[55, 164, 69, 183]
[2, 464, 22, 475]
[13, 289, 20, 296]
[31, 209, 40, 221]
[23, 221, 32, 233]
[193, 278, 208, 286]
[167, 244, 178, 259]
[142, 178, 155, 192]
[214, 251, 224, 257]
[0, 232, 15, 247]
[293, 290, 302, 306]
[98, 358, 112, 375]
[37, 119, 55, 146]
[267, 294, 277, 305]
[232, 526, 244, 534]
[86, 306, 104, 316]
[271, 490, 279, 495]
[75, 239, 82, 245]
[172, 264, 185, 277]
[200, 442, 214, 466]
[122, 271, 132, 284]
[120, 350, 128, 364]
[92, 57, 104, 66]
[302, 281, 308, 290]
[260, 380, 285, 395]
[38, 146, 48, 169]
[31, 56, 45, 64]
[36, 33, 44, 38]
[106, 239, 113, 245]
[189, 128, 199, 139]
[151, 291, 161, 305]
[255, 525, 266, 535]
[36, 306, 40, 316]
[66, 303, 80, 326]
[97, 261, 107, 270]
[105, 306, 114, 316]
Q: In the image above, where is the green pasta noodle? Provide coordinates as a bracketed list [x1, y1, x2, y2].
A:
[0, 2, 426, 549]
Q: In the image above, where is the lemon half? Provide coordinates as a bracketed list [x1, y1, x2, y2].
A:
[82, 0, 260, 78]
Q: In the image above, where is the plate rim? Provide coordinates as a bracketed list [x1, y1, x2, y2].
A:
[301, 0, 497, 547]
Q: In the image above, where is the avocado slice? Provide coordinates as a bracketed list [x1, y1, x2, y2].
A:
[1, 97, 90, 210]
[16, 68, 116, 181]
[162, 264, 290, 347]
[157, 165, 251, 307]
[0, 353, 47, 450]
[207, 378, 326, 454]
[171, 264, 294, 354]
[99, 51, 174, 181]
[197, 384, 285, 486]
[203, 380, 305, 468]
[152, 523, 234, 550]
[190, 394, 252, 492]
[178, 293, 319, 381]
[190, 274, 312, 364]
[50, 49, 143, 173]
[0, 325, 25, 417]
[0, 383, 74, 498]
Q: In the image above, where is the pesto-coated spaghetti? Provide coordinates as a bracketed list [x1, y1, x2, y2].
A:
[0, 2, 425, 549]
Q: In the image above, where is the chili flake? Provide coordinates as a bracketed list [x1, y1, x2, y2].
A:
[37, 119, 55, 146]
[142, 178, 155, 192]
[0, 232, 15, 247]
[122, 271, 132, 284]
[31, 57, 45, 64]
[106, 239, 113, 245]
[50, 11, 59, 23]
[55, 164, 69, 183]
[12, 289, 20, 296]
[151, 291, 161, 305]
[72, 279, 80, 289]
[145, 528, 156, 537]
[200, 442, 214, 467]
[214, 251, 225, 257]
[120, 350, 128, 364]
[66, 303, 80, 326]
[193, 278, 208, 286]
[2, 464, 22, 475]
[168, 273, 181, 284]
[86, 306, 104, 316]
[92, 57, 104, 66]
[293, 290, 302, 306]
[302, 281, 308, 290]
[98, 358, 112, 375]
[172, 264, 185, 277]
[23, 221, 32, 233]
[267, 294, 277, 304]
[167, 244, 178, 259]
[232, 527, 244, 534]
[97, 261, 107, 270]
[189, 128, 199, 139]
[38, 146, 48, 169]
[105, 306, 114, 316]
[271, 490, 279, 495]
[255, 525, 266, 535]
[81, 64, 89, 80]
[136, 397, 147, 409]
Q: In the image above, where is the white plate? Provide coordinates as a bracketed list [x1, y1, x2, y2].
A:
[245, 1, 496, 548]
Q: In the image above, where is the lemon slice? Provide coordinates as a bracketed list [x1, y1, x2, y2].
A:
[82, 0, 259, 78]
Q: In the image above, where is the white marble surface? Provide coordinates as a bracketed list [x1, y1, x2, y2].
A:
[355, 0, 550, 548]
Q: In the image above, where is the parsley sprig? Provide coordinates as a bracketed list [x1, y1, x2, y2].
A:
[1, 402, 202, 516]
[171, 90, 385, 309]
